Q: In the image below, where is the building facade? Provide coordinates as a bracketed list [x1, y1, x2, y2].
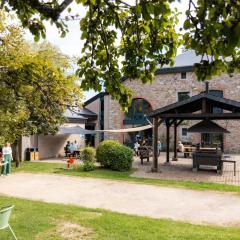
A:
[84, 51, 240, 153]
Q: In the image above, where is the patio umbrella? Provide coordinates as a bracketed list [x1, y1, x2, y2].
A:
[187, 120, 230, 133]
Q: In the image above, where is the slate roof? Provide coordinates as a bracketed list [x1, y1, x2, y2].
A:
[149, 93, 240, 117]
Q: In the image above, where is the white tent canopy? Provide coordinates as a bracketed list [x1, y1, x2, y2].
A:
[58, 124, 152, 135]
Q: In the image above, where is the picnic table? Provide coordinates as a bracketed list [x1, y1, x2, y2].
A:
[138, 146, 153, 164]
[183, 145, 196, 158]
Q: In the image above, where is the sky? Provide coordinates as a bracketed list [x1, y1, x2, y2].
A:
[25, 1, 188, 101]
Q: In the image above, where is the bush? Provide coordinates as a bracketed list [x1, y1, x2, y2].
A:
[82, 160, 95, 171]
[96, 140, 133, 171]
[81, 147, 95, 171]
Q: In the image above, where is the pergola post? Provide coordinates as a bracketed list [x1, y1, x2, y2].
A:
[172, 121, 178, 161]
[152, 117, 159, 172]
[166, 119, 170, 163]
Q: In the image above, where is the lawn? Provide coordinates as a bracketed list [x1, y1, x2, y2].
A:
[13, 162, 240, 193]
[0, 195, 240, 240]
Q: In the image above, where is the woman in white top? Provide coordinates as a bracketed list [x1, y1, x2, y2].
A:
[1, 143, 12, 176]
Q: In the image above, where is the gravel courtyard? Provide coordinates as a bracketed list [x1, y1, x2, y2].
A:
[0, 173, 240, 226]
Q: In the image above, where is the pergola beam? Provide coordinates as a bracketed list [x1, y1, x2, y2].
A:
[166, 119, 170, 163]
[152, 117, 159, 172]
[157, 113, 240, 120]
[172, 120, 178, 161]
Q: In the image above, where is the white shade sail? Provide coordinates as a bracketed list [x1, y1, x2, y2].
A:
[58, 124, 152, 135]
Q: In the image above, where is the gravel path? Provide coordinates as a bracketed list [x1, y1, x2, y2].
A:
[0, 173, 240, 226]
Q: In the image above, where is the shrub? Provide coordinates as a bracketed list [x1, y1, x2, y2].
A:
[81, 147, 95, 171]
[82, 160, 95, 171]
[96, 140, 120, 168]
[96, 140, 133, 171]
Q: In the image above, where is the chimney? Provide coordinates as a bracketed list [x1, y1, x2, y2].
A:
[205, 81, 209, 94]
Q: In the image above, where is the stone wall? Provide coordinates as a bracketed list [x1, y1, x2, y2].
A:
[107, 71, 240, 152]
[106, 96, 123, 142]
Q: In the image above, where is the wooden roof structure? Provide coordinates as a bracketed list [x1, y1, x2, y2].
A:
[188, 120, 230, 133]
[149, 82, 240, 172]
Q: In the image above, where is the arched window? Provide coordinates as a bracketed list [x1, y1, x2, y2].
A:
[123, 98, 152, 126]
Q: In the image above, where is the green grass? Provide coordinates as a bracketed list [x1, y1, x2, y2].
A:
[13, 162, 240, 193]
[0, 195, 240, 240]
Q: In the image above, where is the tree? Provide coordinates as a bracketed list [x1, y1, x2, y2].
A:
[0, 11, 83, 164]
[1, 1, 240, 108]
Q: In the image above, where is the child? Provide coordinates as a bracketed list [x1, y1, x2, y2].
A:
[157, 140, 162, 156]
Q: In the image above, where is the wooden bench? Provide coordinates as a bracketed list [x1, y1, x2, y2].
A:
[138, 147, 153, 164]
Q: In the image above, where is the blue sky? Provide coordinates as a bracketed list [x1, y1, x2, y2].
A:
[25, 1, 188, 101]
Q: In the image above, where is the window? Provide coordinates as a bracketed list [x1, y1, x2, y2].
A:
[123, 98, 152, 148]
[178, 92, 190, 102]
[182, 128, 188, 136]
[123, 98, 152, 125]
[181, 72, 187, 79]
[209, 90, 223, 113]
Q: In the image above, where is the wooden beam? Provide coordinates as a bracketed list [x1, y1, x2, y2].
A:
[172, 121, 178, 161]
[166, 119, 170, 163]
[169, 119, 175, 126]
[157, 113, 240, 120]
[157, 118, 163, 127]
[152, 117, 159, 172]
[176, 119, 184, 126]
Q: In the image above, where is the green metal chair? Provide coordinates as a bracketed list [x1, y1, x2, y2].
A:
[0, 205, 17, 239]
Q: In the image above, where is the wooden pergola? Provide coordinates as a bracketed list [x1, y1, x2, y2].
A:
[149, 83, 240, 172]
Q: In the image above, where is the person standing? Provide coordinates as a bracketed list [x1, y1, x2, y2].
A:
[157, 140, 162, 156]
[134, 141, 140, 156]
[1, 143, 12, 176]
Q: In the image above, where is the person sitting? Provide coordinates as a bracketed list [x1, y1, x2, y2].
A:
[178, 141, 185, 153]
[69, 142, 75, 156]
[141, 140, 146, 147]
[64, 141, 70, 157]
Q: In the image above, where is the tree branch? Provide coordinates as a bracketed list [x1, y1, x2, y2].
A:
[26, 0, 74, 20]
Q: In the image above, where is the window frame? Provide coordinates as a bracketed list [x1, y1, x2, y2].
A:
[178, 91, 190, 102]
[180, 72, 187, 80]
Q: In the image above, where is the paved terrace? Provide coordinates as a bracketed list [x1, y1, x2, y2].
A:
[39, 153, 240, 186]
[132, 153, 240, 186]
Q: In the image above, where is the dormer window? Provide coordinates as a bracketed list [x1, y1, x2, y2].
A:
[181, 72, 187, 79]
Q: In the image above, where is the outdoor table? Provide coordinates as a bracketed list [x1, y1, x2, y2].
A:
[183, 146, 196, 158]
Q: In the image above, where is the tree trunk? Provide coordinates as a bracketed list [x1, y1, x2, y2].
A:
[15, 137, 22, 168]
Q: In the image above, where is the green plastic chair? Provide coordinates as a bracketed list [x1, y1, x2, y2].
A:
[0, 205, 17, 239]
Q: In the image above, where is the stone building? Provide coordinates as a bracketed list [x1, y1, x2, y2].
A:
[84, 51, 240, 153]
